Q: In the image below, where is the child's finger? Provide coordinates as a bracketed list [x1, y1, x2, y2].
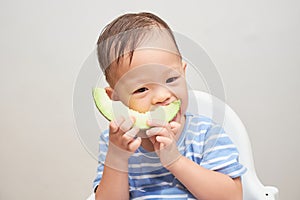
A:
[147, 119, 169, 128]
[110, 119, 121, 133]
[128, 137, 142, 152]
[170, 121, 181, 133]
[124, 126, 140, 138]
[156, 136, 172, 146]
[148, 135, 156, 145]
[122, 127, 139, 146]
[119, 116, 135, 132]
[146, 127, 168, 137]
[113, 116, 125, 127]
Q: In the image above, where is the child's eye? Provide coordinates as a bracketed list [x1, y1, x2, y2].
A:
[166, 76, 179, 83]
[133, 87, 148, 94]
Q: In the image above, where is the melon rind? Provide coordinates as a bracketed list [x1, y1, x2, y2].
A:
[93, 88, 181, 129]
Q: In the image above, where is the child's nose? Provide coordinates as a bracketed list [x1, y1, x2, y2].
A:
[151, 88, 172, 105]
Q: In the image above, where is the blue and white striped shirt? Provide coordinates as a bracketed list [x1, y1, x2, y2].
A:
[93, 113, 247, 199]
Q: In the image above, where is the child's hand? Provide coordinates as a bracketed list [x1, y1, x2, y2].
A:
[105, 116, 141, 171]
[146, 120, 182, 168]
[109, 116, 141, 152]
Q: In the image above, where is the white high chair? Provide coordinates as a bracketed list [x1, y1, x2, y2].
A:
[87, 90, 279, 200]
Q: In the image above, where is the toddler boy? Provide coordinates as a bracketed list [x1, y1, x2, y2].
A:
[93, 12, 246, 200]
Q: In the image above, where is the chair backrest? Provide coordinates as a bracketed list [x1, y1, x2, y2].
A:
[187, 90, 279, 200]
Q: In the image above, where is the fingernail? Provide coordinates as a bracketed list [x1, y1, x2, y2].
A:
[146, 130, 150, 136]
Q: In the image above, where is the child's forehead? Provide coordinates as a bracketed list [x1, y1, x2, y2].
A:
[127, 63, 180, 77]
[110, 48, 182, 88]
[131, 48, 181, 67]
[120, 49, 181, 77]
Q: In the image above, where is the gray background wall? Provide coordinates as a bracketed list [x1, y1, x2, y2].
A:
[1, 0, 299, 199]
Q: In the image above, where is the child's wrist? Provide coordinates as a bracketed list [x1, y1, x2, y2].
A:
[163, 153, 183, 170]
[105, 144, 131, 172]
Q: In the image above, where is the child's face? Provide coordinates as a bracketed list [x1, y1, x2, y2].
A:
[107, 48, 188, 121]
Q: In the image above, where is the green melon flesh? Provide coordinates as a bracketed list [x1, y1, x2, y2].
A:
[92, 88, 181, 129]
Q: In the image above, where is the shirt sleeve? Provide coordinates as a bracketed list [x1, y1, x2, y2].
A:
[200, 124, 247, 178]
[93, 130, 109, 192]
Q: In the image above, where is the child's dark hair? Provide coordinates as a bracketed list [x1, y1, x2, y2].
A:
[96, 12, 181, 86]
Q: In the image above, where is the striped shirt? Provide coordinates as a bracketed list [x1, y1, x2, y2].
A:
[93, 113, 247, 199]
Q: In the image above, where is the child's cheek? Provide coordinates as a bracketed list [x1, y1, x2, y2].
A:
[172, 81, 188, 113]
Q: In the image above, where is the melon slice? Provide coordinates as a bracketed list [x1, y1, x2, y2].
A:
[92, 88, 181, 129]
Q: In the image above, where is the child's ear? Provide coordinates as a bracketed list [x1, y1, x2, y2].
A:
[182, 61, 187, 75]
[105, 87, 120, 101]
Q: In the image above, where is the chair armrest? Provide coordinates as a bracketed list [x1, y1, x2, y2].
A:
[265, 186, 279, 200]
[86, 193, 95, 200]
[243, 170, 279, 200]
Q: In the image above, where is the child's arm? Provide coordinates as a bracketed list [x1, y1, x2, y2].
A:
[95, 117, 141, 200]
[167, 156, 242, 200]
[95, 164, 130, 200]
[146, 120, 243, 200]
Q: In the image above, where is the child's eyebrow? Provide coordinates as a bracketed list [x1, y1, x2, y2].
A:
[163, 66, 182, 76]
